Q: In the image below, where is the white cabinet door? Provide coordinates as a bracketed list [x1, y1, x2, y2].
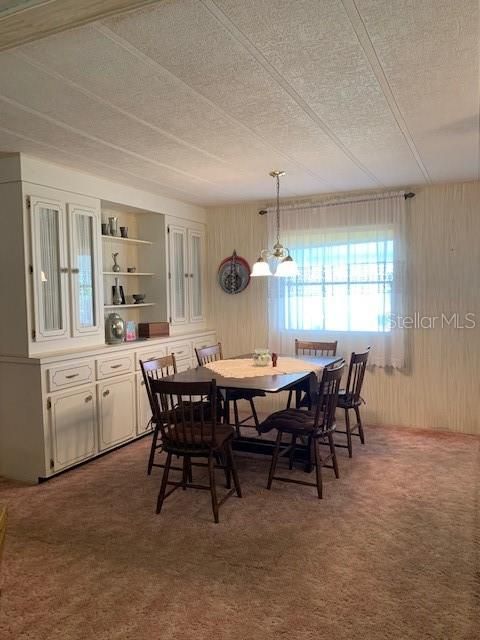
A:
[68, 204, 102, 337]
[98, 375, 135, 450]
[168, 224, 188, 324]
[136, 373, 153, 436]
[188, 228, 205, 323]
[48, 385, 97, 471]
[30, 195, 70, 341]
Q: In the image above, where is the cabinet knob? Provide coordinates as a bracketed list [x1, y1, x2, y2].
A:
[85, 395, 92, 402]
[71, 268, 80, 274]
[60, 267, 69, 273]
[184, 273, 188, 278]
[103, 389, 110, 397]
[189, 274, 194, 278]
[141, 380, 145, 386]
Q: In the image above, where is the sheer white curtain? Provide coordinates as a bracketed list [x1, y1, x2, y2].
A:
[268, 193, 407, 368]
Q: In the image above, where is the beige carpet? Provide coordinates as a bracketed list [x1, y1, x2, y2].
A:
[0, 425, 479, 640]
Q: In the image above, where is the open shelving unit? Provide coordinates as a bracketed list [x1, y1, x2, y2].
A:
[101, 203, 168, 332]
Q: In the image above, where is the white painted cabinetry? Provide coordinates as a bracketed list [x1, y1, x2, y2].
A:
[48, 385, 97, 472]
[29, 188, 103, 347]
[97, 374, 136, 451]
[168, 221, 205, 326]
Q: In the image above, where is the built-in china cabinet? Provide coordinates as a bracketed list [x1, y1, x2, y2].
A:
[0, 153, 213, 483]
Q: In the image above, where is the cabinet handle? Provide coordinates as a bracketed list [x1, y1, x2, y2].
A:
[189, 274, 194, 278]
[85, 395, 92, 402]
[110, 364, 122, 369]
[140, 380, 145, 386]
[103, 389, 110, 397]
[65, 373, 79, 379]
[184, 273, 188, 278]
[71, 268, 80, 274]
[60, 267, 69, 273]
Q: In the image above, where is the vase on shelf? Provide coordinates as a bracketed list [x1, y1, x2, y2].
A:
[112, 252, 121, 273]
[112, 277, 123, 305]
[108, 217, 119, 237]
[105, 312, 125, 344]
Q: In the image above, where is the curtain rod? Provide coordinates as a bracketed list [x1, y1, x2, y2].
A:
[258, 191, 415, 215]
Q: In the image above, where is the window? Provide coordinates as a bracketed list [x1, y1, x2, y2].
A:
[283, 228, 394, 333]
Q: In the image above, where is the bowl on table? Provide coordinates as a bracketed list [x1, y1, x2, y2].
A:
[132, 294, 146, 304]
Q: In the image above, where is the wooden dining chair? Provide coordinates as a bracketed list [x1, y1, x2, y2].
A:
[335, 347, 370, 457]
[195, 343, 265, 436]
[149, 378, 242, 523]
[286, 339, 338, 409]
[261, 363, 345, 499]
[140, 354, 178, 475]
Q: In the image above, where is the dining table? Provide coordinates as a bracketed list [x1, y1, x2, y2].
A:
[165, 353, 343, 461]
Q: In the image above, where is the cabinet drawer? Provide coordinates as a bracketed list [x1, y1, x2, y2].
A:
[47, 360, 95, 392]
[176, 357, 194, 373]
[166, 340, 192, 360]
[135, 345, 167, 370]
[96, 353, 134, 380]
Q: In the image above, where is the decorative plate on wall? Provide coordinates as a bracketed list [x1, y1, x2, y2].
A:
[218, 251, 251, 294]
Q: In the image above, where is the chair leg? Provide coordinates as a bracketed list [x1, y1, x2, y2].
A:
[182, 456, 189, 490]
[289, 435, 297, 470]
[328, 432, 340, 478]
[286, 389, 293, 409]
[156, 452, 172, 514]
[313, 439, 323, 499]
[355, 405, 365, 444]
[216, 451, 231, 489]
[267, 430, 282, 490]
[147, 424, 160, 475]
[208, 453, 219, 524]
[345, 408, 353, 458]
[233, 400, 241, 438]
[249, 398, 260, 429]
[226, 441, 242, 498]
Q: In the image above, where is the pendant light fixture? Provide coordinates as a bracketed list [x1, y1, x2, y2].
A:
[251, 170, 298, 277]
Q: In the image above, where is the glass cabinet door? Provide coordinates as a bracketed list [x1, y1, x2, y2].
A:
[168, 225, 188, 324]
[188, 228, 205, 322]
[30, 196, 70, 341]
[68, 204, 102, 336]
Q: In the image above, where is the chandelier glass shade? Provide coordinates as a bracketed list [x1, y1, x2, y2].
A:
[250, 171, 299, 277]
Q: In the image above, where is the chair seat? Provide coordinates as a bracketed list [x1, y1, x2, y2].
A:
[260, 408, 333, 436]
[337, 391, 362, 408]
[164, 423, 235, 452]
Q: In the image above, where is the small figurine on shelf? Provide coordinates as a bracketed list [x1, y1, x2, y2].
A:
[112, 252, 121, 273]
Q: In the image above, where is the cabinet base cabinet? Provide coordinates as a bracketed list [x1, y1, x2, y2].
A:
[49, 385, 97, 472]
[98, 375, 136, 451]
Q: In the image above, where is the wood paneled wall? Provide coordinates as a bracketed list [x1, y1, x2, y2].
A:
[206, 183, 480, 435]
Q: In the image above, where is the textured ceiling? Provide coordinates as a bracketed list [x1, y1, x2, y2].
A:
[0, 0, 478, 205]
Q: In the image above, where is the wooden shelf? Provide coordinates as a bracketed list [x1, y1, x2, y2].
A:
[103, 271, 155, 276]
[104, 303, 155, 309]
[101, 235, 153, 246]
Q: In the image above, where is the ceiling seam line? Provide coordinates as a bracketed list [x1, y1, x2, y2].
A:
[341, 0, 431, 184]
[0, 93, 231, 191]
[201, 0, 384, 187]
[94, 23, 333, 190]
[0, 125, 210, 202]
[13, 50, 238, 169]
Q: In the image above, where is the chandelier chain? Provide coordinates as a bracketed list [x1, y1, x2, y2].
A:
[276, 173, 280, 246]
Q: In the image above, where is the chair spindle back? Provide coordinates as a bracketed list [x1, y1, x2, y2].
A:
[314, 363, 345, 433]
[140, 354, 177, 418]
[295, 339, 338, 357]
[344, 347, 371, 403]
[195, 343, 223, 366]
[149, 379, 218, 449]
